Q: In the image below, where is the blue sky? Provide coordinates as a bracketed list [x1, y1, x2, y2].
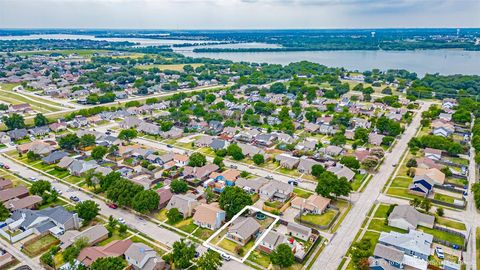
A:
[0, 0, 479, 29]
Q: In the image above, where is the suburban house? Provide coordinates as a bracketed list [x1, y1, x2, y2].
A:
[327, 165, 356, 182]
[226, 217, 261, 245]
[77, 239, 133, 267]
[125, 242, 165, 270]
[192, 203, 226, 230]
[0, 186, 29, 203]
[415, 157, 444, 170]
[424, 148, 442, 161]
[323, 145, 344, 157]
[194, 135, 214, 147]
[257, 230, 286, 254]
[414, 167, 446, 187]
[3, 195, 42, 211]
[183, 164, 219, 181]
[238, 143, 266, 158]
[368, 133, 385, 146]
[369, 243, 428, 270]
[156, 188, 173, 209]
[59, 225, 109, 249]
[260, 179, 294, 202]
[377, 230, 433, 261]
[209, 169, 240, 186]
[235, 177, 267, 193]
[387, 205, 435, 231]
[16, 141, 56, 155]
[49, 122, 68, 133]
[304, 122, 320, 133]
[297, 157, 322, 174]
[275, 154, 300, 170]
[42, 151, 69, 165]
[433, 123, 455, 138]
[287, 222, 312, 241]
[7, 129, 28, 140]
[0, 179, 13, 190]
[166, 194, 200, 217]
[290, 195, 331, 214]
[6, 206, 81, 240]
[210, 138, 229, 150]
[68, 159, 99, 176]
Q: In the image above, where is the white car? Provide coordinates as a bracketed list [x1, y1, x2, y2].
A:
[435, 247, 444, 259]
[117, 217, 126, 224]
[29, 176, 37, 182]
[221, 253, 231, 261]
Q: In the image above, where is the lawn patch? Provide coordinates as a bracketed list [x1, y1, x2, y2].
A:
[23, 234, 60, 257]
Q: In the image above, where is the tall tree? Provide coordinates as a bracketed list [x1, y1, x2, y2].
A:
[118, 129, 138, 142]
[34, 113, 49, 127]
[0, 203, 10, 221]
[270, 244, 295, 268]
[132, 190, 159, 214]
[3, 113, 25, 130]
[219, 186, 252, 219]
[197, 250, 223, 270]
[58, 133, 80, 150]
[75, 200, 100, 225]
[172, 239, 196, 269]
[91, 146, 108, 160]
[79, 134, 96, 148]
[188, 153, 207, 167]
[91, 257, 126, 270]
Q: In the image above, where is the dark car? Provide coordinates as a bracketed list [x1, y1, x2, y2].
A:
[69, 196, 80, 202]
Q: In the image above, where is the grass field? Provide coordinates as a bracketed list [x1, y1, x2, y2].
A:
[0, 84, 63, 112]
[135, 63, 203, 71]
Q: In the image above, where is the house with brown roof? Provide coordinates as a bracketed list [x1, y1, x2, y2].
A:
[416, 157, 444, 170]
[0, 186, 29, 203]
[59, 225, 109, 250]
[183, 164, 219, 181]
[0, 179, 13, 190]
[290, 195, 331, 214]
[156, 188, 173, 209]
[4, 195, 42, 211]
[192, 203, 226, 230]
[49, 122, 68, 133]
[77, 239, 133, 267]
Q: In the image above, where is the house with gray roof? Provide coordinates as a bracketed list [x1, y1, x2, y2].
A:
[227, 217, 261, 245]
[210, 138, 229, 151]
[235, 177, 267, 193]
[327, 165, 355, 182]
[258, 230, 285, 254]
[7, 128, 28, 140]
[275, 153, 300, 170]
[68, 159, 98, 176]
[42, 151, 69, 165]
[378, 230, 433, 261]
[59, 225, 109, 250]
[125, 242, 165, 270]
[260, 179, 293, 202]
[388, 205, 435, 231]
[298, 157, 321, 174]
[287, 222, 311, 241]
[29, 126, 51, 137]
[194, 135, 214, 147]
[166, 194, 200, 217]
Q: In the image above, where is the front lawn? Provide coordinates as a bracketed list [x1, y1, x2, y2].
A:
[193, 227, 214, 240]
[389, 177, 412, 188]
[436, 217, 466, 231]
[433, 193, 457, 204]
[293, 188, 312, 199]
[300, 210, 337, 227]
[48, 168, 70, 179]
[248, 250, 271, 268]
[218, 238, 239, 254]
[367, 219, 408, 234]
[23, 234, 60, 257]
[373, 204, 391, 219]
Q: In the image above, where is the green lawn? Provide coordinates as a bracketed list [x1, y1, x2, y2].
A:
[218, 239, 239, 254]
[248, 250, 271, 268]
[48, 168, 70, 179]
[373, 204, 391, 219]
[293, 188, 313, 199]
[129, 236, 166, 256]
[301, 210, 337, 227]
[386, 187, 422, 200]
[97, 230, 130, 246]
[476, 228, 480, 270]
[351, 174, 367, 191]
[367, 219, 408, 234]
[23, 234, 60, 257]
[276, 167, 302, 177]
[434, 193, 457, 204]
[63, 175, 84, 184]
[389, 177, 412, 188]
[436, 217, 466, 231]
[419, 226, 465, 246]
[193, 227, 215, 240]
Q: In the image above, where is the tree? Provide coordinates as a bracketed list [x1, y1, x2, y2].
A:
[441, 167, 453, 177]
[270, 82, 287, 94]
[219, 186, 253, 219]
[30, 180, 51, 195]
[75, 200, 100, 225]
[79, 134, 96, 148]
[376, 116, 402, 136]
[421, 198, 431, 212]
[436, 207, 444, 217]
[34, 113, 49, 127]
[213, 156, 224, 168]
[99, 171, 121, 191]
[197, 250, 223, 270]
[118, 129, 138, 141]
[382, 136, 395, 146]
[410, 198, 421, 208]
[172, 239, 196, 269]
[316, 171, 352, 199]
[0, 203, 10, 221]
[362, 156, 379, 171]
[227, 144, 244, 160]
[330, 133, 346, 146]
[167, 208, 183, 224]
[188, 152, 207, 167]
[91, 257, 126, 270]
[452, 109, 471, 124]
[370, 147, 385, 159]
[205, 93, 216, 103]
[63, 237, 88, 263]
[27, 150, 41, 161]
[3, 113, 25, 130]
[311, 164, 326, 178]
[106, 178, 143, 207]
[340, 156, 360, 170]
[132, 190, 159, 214]
[91, 146, 108, 160]
[118, 223, 128, 235]
[252, 154, 265, 165]
[406, 158, 417, 168]
[270, 243, 295, 268]
[58, 133, 80, 150]
[354, 128, 369, 144]
[170, 180, 189, 194]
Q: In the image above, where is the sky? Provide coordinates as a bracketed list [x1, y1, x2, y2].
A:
[0, 0, 479, 29]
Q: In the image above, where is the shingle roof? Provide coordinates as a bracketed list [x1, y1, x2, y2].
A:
[229, 217, 260, 239]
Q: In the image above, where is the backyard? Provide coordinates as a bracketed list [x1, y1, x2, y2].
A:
[23, 234, 60, 257]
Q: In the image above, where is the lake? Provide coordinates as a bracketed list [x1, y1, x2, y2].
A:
[177, 48, 480, 77]
[2, 34, 479, 76]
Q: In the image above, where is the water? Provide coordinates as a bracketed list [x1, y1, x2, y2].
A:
[177, 48, 480, 77]
[1, 34, 479, 76]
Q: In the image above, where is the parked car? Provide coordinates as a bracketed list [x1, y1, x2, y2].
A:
[3, 165, 9, 170]
[52, 187, 62, 195]
[221, 253, 231, 261]
[435, 247, 444, 259]
[167, 144, 173, 148]
[69, 196, 80, 202]
[29, 176, 37, 182]
[288, 180, 299, 186]
[118, 217, 126, 224]
[266, 175, 273, 180]
[107, 202, 118, 209]
[229, 165, 238, 169]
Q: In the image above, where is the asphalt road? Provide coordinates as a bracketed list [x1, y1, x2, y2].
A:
[310, 101, 431, 270]
[0, 236, 42, 269]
